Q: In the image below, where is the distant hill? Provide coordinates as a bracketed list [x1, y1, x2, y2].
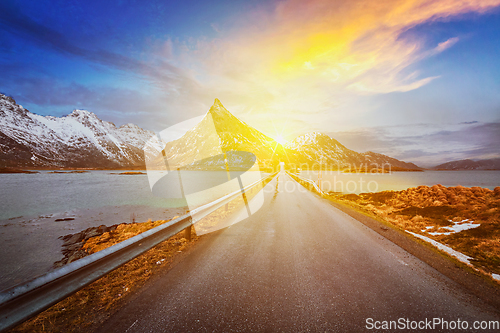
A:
[433, 158, 500, 170]
[284, 132, 421, 171]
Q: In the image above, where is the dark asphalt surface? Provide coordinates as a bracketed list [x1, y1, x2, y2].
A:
[96, 172, 500, 332]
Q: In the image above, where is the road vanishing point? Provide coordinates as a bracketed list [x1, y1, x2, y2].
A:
[97, 172, 500, 332]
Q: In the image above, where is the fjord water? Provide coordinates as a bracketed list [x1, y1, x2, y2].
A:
[1, 170, 499, 222]
[299, 170, 500, 194]
[0, 170, 243, 221]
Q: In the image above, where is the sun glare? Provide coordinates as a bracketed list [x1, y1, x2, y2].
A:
[275, 135, 287, 145]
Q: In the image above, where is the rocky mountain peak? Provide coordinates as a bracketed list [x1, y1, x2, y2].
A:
[0, 93, 28, 116]
[202, 99, 251, 137]
[214, 98, 223, 107]
[287, 132, 343, 149]
[0, 95, 156, 169]
[0, 93, 15, 104]
[0, 93, 422, 171]
[68, 109, 97, 119]
[207, 98, 235, 119]
[120, 123, 138, 128]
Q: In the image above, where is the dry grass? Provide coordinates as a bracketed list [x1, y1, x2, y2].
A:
[9, 174, 274, 333]
[9, 219, 197, 333]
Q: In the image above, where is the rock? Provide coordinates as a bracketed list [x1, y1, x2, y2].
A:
[494, 187, 500, 197]
[65, 242, 83, 253]
[54, 217, 75, 222]
[53, 259, 67, 268]
[411, 215, 424, 222]
[54, 222, 141, 269]
[83, 227, 100, 240]
[97, 225, 108, 233]
[67, 252, 82, 264]
[63, 233, 83, 246]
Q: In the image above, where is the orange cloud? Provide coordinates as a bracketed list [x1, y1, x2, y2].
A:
[157, 0, 500, 135]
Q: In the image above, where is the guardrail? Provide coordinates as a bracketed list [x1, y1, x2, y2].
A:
[0, 172, 277, 332]
[286, 171, 324, 195]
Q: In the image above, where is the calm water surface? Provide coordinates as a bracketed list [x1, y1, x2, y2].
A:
[299, 170, 500, 194]
[1, 170, 499, 221]
[0, 170, 254, 221]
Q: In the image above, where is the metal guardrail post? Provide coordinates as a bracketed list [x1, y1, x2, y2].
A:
[184, 226, 192, 242]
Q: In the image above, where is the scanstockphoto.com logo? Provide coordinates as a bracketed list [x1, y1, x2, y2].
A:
[142, 113, 265, 235]
[366, 317, 499, 330]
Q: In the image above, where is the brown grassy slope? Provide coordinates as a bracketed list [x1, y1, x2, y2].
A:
[9, 218, 195, 333]
[331, 185, 500, 274]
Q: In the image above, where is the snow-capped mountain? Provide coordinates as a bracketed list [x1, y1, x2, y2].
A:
[158, 101, 420, 171]
[1, 93, 421, 170]
[158, 98, 280, 170]
[285, 132, 421, 170]
[0, 93, 155, 168]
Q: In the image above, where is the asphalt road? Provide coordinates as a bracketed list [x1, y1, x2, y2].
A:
[97, 172, 500, 332]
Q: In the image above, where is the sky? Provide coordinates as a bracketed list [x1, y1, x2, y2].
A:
[0, 0, 499, 167]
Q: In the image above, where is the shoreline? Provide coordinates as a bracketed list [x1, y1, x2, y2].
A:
[3, 166, 500, 174]
[0, 205, 187, 292]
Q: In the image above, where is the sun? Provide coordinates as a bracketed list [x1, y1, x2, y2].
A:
[275, 134, 287, 145]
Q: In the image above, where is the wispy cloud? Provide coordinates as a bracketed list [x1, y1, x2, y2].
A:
[2, 0, 500, 155]
[330, 122, 500, 167]
[181, 0, 499, 93]
[435, 37, 460, 52]
[145, 0, 500, 133]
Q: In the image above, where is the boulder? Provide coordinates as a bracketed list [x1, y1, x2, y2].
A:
[63, 233, 83, 246]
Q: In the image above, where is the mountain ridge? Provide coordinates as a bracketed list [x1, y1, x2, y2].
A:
[0, 93, 155, 169]
[433, 158, 500, 170]
[284, 131, 421, 171]
[1, 94, 421, 171]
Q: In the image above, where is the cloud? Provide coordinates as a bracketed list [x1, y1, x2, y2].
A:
[3, 75, 192, 132]
[435, 37, 460, 53]
[157, 0, 500, 126]
[0, 3, 136, 72]
[3, 0, 500, 141]
[0, 1, 200, 104]
[329, 122, 500, 166]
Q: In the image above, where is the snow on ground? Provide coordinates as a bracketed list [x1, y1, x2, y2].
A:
[421, 219, 480, 236]
[405, 231, 473, 265]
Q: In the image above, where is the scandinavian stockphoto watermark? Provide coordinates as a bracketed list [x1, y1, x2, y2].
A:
[285, 160, 393, 194]
[366, 317, 499, 330]
[142, 114, 265, 235]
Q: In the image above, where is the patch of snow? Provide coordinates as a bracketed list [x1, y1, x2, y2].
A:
[492, 274, 500, 281]
[424, 219, 480, 236]
[405, 231, 473, 265]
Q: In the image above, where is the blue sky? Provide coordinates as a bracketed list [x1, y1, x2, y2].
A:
[1, 0, 499, 166]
